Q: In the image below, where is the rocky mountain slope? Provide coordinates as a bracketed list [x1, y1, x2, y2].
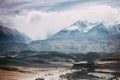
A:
[0, 21, 120, 53]
[0, 26, 31, 43]
[29, 21, 120, 53]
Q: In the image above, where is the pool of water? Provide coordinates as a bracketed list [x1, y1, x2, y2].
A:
[88, 72, 113, 78]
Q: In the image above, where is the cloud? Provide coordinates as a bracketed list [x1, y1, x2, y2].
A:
[1, 0, 120, 15]
[0, 0, 75, 15]
[7, 4, 119, 40]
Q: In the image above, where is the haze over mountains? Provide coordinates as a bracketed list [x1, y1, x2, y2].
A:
[0, 20, 120, 53]
[0, 26, 31, 43]
[49, 21, 120, 40]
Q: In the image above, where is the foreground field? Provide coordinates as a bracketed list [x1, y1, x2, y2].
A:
[0, 51, 120, 80]
[0, 66, 76, 80]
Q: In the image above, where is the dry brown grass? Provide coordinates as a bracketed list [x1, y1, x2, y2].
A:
[0, 70, 31, 80]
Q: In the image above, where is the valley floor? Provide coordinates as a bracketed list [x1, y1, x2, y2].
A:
[0, 65, 75, 80]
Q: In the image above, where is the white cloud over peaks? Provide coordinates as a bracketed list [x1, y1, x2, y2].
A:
[10, 5, 120, 40]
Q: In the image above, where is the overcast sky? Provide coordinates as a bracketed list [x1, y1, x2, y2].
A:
[0, 0, 120, 40]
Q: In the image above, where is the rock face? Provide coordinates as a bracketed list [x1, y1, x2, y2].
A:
[29, 39, 120, 53]
[0, 21, 120, 53]
[0, 26, 31, 52]
[0, 26, 31, 43]
[29, 21, 120, 53]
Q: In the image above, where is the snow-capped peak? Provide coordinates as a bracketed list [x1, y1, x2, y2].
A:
[64, 25, 79, 31]
[64, 20, 99, 32]
[63, 20, 120, 35]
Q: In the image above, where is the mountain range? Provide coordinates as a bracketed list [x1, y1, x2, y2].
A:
[49, 21, 120, 41]
[0, 26, 31, 43]
[0, 21, 120, 53]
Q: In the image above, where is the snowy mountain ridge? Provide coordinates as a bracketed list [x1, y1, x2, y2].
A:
[49, 20, 120, 41]
[0, 20, 120, 53]
[63, 20, 120, 33]
[63, 20, 98, 32]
